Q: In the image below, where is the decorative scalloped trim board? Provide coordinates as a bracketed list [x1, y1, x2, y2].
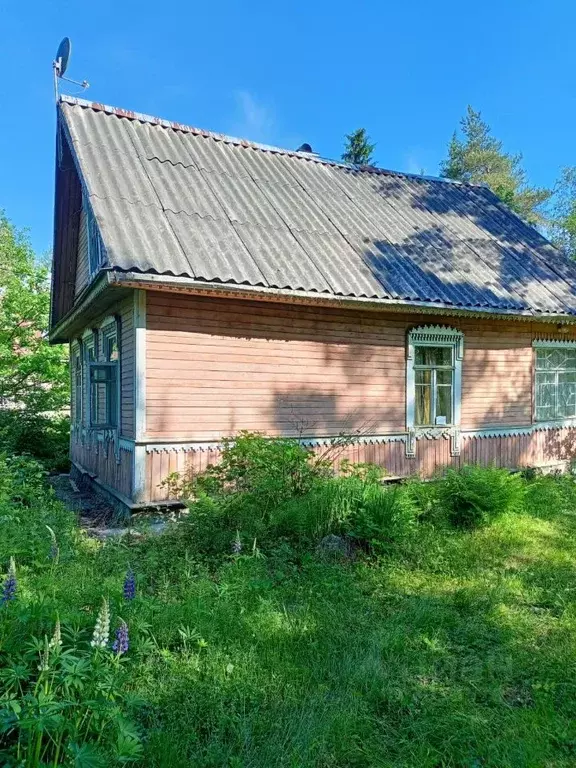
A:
[533, 339, 576, 348]
[141, 421, 576, 453]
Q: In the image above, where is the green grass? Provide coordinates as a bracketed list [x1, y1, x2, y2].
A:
[4, 470, 576, 766]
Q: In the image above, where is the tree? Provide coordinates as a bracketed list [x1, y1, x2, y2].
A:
[342, 128, 376, 166]
[0, 212, 69, 466]
[440, 106, 550, 225]
[547, 167, 576, 259]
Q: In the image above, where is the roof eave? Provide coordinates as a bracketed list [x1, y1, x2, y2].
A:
[108, 271, 576, 323]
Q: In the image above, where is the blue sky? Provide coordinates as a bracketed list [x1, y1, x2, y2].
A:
[1, 0, 575, 254]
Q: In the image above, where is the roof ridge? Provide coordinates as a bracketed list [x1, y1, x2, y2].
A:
[59, 93, 471, 187]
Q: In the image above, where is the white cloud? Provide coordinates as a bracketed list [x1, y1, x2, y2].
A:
[229, 90, 275, 143]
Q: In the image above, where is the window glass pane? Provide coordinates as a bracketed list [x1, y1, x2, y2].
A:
[558, 373, 576, 418]
[537, 348, 576, 370]
[90, 365, 117, 427]
[436, 385, 452, 423]
[415, 384, 432, 425]
[535, 370, 556, 421]
[415, 369, 431, 385]
[415, 346, 452, 366]
[436, 369, 453, 386]
[107, 337, 119, 362]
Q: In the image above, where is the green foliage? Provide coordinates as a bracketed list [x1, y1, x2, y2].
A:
[440, 106, 550, 225]
[0, 625, 142, 766]
[6, 448, 576, 765]
[0, 212, 69, 469]
[0, 411, 70, 473]
[547, 166, 576, 259]
[434, 464, 525, 528]
[341, 128, 376, 166]
[0, 453, 77, 566]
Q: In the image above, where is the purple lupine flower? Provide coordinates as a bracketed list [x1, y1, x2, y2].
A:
[232, 531, 242, 555]
[1, 558, 17, 605]
[123, 568, 136, 600]
[112, 621, 129, 654]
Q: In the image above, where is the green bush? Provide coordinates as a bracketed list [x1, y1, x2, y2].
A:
[196, 431, 330, 506]
[0, 412, 70, 473]
[435, 464, 525, 528]
[0, 454, 77, 566]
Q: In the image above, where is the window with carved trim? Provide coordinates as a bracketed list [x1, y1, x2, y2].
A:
[414, 346, 454, 426]
[407, 326, 463, 431]
[534, 345, 576, 421]
[89, 324, 119, 428]
[72, 347, 82, 424]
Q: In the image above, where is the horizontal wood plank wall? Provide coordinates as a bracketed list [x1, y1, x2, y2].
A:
[74, 207, 89, 299]
[145, 428, 576, 501]
[72, 440, 133, 498]
[145, 292, 576, 441]
[119, 298, 135, 438]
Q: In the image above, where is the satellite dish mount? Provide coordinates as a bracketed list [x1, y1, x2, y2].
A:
[53, 37, 89, 100]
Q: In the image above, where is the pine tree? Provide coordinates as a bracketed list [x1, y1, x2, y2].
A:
[342, 128, 376, 167]
[440, 106, 550, 225]
[547, 167, 576, 259]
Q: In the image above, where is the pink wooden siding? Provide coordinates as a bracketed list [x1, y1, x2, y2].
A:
[72, 439, 133, 499]
[119, 298, 135, 438]
[145, 291, 576, 441]
[145, 428, 576, 502]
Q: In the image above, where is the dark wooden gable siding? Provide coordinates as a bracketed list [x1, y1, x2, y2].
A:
[51, 125, 82, 329]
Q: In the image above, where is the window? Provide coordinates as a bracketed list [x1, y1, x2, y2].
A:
[90, 364, 118, 427]
[85, 202, 105, 275]
[80, 320, 120, 430]
[534, 345, 576, 421]
[414, 345, 454, 426]
[406, 326, 463, 439]
[72, 348, 82, 424]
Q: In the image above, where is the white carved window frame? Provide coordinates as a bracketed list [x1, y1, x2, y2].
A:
[81, 318, 122, 462]
[406, 325, 464, 458]
[532, 339, 576, 423]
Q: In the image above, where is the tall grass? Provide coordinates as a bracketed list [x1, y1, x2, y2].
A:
[3, 447, 576, 766]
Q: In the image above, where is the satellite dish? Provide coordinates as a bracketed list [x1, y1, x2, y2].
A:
[54, 37, 71, 77]
[52, 37, 89, 100]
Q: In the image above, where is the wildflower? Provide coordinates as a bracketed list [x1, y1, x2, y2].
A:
[39, 619, 63, 672]
[1, 558, 17, 605]
[90, 597, 110, 648]
[49, 617, 62, 650]
[123, 568, 136, 600]
[232, 531, 242, 555]
[46, 525, 60, 563]
[112, 621, 129, 655]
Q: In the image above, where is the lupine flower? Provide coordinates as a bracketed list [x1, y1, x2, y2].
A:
[1, 558, 17, 605]
[49, 617, 62, 650]
[123, 568, 136, 600]
[39, 619, 63, 672]
[112, 621, 129, 655]
[90, 598, 110, 648]
[46, 525, 60, 564]
[232, 531, 242, 555]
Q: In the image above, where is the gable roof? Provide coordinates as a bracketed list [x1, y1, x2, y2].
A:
[56, 94, 576, 320]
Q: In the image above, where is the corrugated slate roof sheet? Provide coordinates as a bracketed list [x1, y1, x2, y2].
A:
[59, 95, 576, 316]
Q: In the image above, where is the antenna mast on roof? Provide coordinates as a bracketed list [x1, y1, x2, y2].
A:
[53, 37, 89, 101]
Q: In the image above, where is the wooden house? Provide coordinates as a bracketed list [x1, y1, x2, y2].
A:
[50, 95, 576, 512]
